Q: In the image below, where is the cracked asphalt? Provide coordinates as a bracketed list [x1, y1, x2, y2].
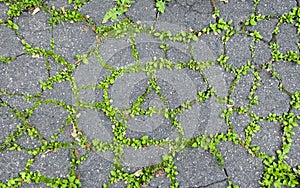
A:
[0, 0, 300, 187]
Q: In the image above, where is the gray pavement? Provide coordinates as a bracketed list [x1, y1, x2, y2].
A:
[0, 0, 300, 187]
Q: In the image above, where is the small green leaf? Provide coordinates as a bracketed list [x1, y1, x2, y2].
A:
[12, 23, 19, 30]
[156, 1, 165, 13]
[162, 154, 169, 161]
[250, 19, 257, 26]
[110, 170, 116, 177]
[192, 34, 198, 41]
[192, 142, 198, 147]
[68, 176, 76, 183]
[82, 55, 89, 64]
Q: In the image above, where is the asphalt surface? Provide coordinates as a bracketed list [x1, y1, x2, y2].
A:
[0, 0, 300, 187]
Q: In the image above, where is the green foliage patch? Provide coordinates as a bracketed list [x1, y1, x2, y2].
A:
[0, 0, 299, 187]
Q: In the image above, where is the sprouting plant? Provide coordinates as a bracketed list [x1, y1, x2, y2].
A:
[102, 0, 134, 23]
[155, 0, 171, 14]
[290, 91, 300, 108]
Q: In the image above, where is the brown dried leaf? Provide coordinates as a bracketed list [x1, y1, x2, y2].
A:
[61, 6, 66, 14]
[85, 143, 91, 150]
[134, 169, 143, 177]
[32, 7, 40, 15]
[74, 149, 79, 158]
[32, 54, 40, 58]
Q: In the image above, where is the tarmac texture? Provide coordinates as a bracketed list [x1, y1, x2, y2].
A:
[0, 0, 300, 187]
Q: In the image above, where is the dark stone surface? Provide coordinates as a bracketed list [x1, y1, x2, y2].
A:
[0, 94, 34, 111]
[15, 10, 52, 50]
[257, 0, 296, 16]
[52, 22, 96, 64]
[77, 151, 113, 187]
[247, 19, 278, 42]
[232, 73, 254, 107]
[174, 147, 226, 187]
[287, 122, 300, 167]
[29, 103, 70, 141]
[0, 55, 47, 95]
[41, 81, 75, 105]
[157, 0, 214, 30]
[273, 61, 300, 93]
[19, 182, 50, 188]
[147, 175, 171, 188]
[216, 0, 254, 30]
[0, 150, 31, 182]
[253, 41, 272, 66]
[277, 23, 299, 54]
[218, 141, 264, 188]
[251, 121, 282, 157]
[226, 33, 254, 68]
[77, 109, 113, 142]
[30, 149, 71, 179]
[17, 134, 43, 150]
[229, 112, 252, 140]
[45, 0, 73, 9]
[0, 3, 8, 20]
[199, 33, 224, 59]
[126, 0, 156, 23]
[0, 25, 24, 57]
[79, 0, 115, 26]
[105, 45, 136, 68]
[250, 70, 290, 117]
[0, 107, 20, 145]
